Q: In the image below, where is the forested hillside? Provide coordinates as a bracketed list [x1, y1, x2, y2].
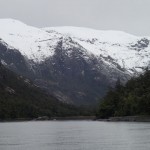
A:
[97, 70, 150, 118]
[0, 63, 81, 120]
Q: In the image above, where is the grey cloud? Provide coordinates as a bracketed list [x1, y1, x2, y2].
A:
[0, 0, 150, 36]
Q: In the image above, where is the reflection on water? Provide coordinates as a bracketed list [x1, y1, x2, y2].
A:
[0, 121, 150, 150]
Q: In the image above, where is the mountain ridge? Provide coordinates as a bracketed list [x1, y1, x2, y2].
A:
[0, 19, 149, 74]
[0, 18, 149, 105]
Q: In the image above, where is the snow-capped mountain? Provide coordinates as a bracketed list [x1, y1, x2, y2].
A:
[0, 19, 149, 104]
[44, 26, 150, 74]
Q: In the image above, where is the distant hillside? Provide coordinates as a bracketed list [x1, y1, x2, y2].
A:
[0, 63, 81, 120]
[97, 70, 150, 118]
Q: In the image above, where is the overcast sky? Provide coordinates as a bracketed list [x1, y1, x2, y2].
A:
[0, 0, 150, 36]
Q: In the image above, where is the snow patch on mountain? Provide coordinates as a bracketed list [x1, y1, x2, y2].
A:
[45, 26, 139, 44]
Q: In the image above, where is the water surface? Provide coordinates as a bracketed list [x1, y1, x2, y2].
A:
[0, 121, 150, 150]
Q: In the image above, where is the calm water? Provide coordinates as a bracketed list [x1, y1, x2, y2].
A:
[0, 121, 150, 150]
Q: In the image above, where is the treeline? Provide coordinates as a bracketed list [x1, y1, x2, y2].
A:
[0, 64, 93, 120]
[97, 70, 150, 118]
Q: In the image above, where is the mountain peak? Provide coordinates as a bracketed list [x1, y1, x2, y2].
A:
[0, 18, 27, 27]
[0, 18, 149, 74]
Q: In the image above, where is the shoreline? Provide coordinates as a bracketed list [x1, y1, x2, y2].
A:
[1, 116, 150, 122]
[97, 116, 150, 122]
[0, 116, 96, 122]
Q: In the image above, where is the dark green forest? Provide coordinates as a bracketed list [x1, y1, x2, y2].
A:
[0, 63, 92, 120]
[97, 70, 150, 119]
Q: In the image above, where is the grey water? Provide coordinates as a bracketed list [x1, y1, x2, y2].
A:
[0, 121, 150, 150]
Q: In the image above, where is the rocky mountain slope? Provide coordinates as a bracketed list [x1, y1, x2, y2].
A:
[0, 63, 80, 119]
[0, 19, 149, 105]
